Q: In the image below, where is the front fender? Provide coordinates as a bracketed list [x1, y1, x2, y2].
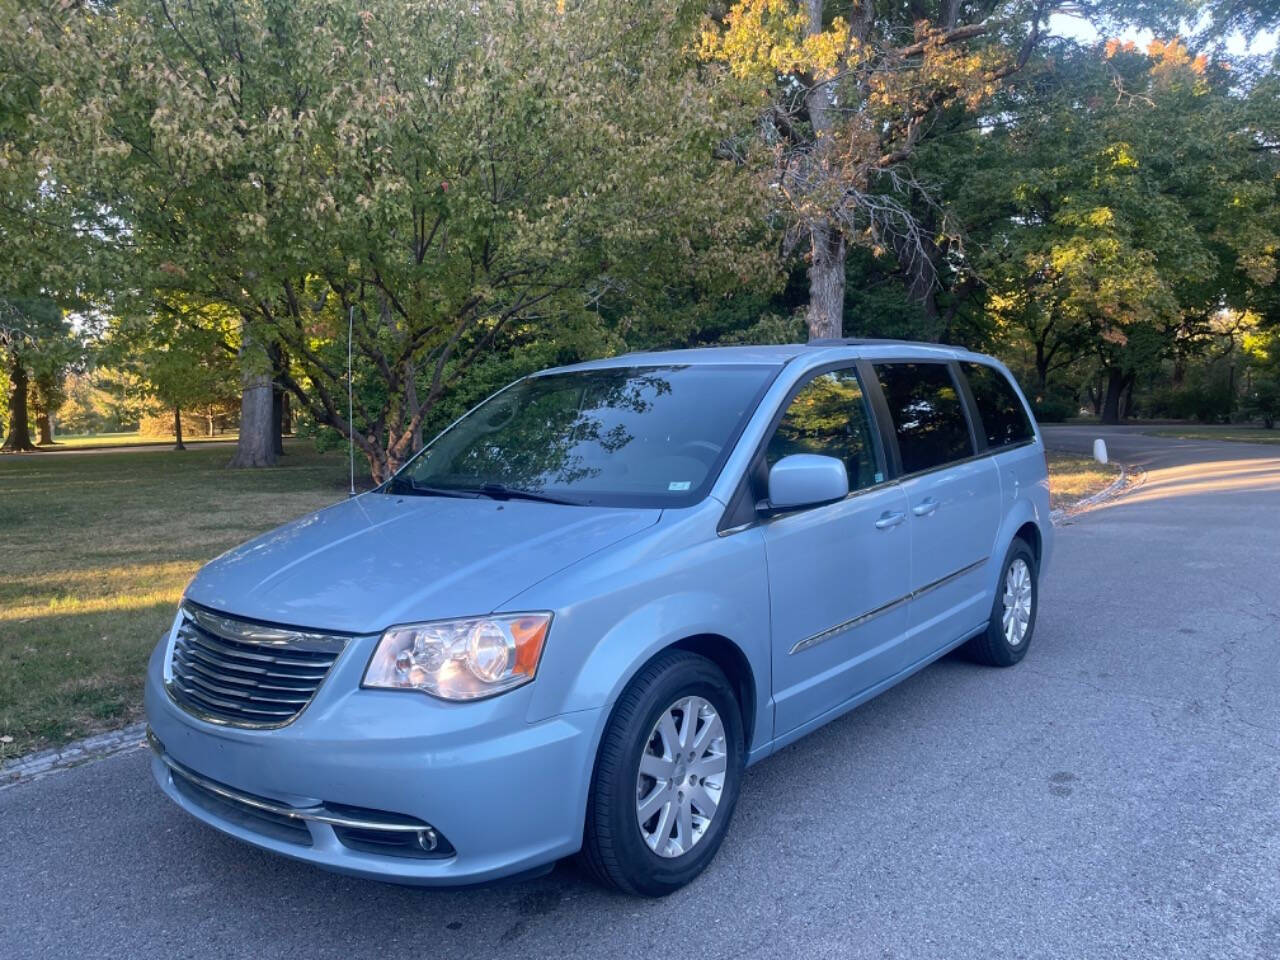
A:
[571, 591, 764, 737]
[509, 515, 773, 754]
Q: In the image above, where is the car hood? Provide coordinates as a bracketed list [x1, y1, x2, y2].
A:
[185, 493, 661, 634]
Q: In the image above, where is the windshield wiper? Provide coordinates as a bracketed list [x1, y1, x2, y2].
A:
[471, 482, 578, 505]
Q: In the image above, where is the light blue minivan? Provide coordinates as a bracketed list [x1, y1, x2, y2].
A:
[144, 339, 1051, 896]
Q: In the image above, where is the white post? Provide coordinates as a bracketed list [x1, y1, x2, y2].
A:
[1093, 438, 1108, 464]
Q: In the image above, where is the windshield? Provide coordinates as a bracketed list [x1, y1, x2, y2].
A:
[387, 364, 778, 507]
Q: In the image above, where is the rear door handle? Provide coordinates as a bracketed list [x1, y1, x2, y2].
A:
[912, 497, 939, 517]
[875, 510, 906, 530]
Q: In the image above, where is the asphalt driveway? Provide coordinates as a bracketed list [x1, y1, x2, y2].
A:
[2, 427, 1278, 960]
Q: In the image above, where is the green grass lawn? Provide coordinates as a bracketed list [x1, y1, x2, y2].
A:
[2, 444, 1115, 762]
[0, 442, 359, 762]
[1046, 451, 1122, 512]
[1143, 425, 1280, 445]
[38, 431, 239, 450]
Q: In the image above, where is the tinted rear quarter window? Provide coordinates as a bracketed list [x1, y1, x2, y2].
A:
[874, 362, 973, 474]
[961, 362, 1035, 448]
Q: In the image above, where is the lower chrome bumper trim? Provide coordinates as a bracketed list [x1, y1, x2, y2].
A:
[146, 728, 438, 843]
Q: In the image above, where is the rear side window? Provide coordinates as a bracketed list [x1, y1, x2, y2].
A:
[766, 368, 882, 491]
[961, 362, 1035, 448]
[874, 362, 973, 474]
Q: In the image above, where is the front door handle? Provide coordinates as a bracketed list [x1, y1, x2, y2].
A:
[912, 497, 939, 517]
[875, 510, 906, 530]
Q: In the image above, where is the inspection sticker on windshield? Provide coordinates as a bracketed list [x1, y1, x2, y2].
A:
[668, 481, 692, 491]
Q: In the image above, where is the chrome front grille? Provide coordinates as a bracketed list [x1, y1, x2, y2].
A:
[166, 603, 348, 728]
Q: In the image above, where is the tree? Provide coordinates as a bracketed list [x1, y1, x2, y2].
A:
[914, 35, 1278, 421]
[0, 297, 71, 451]
[32, 351, 72, 444]
[103, 299, 240, 451]
[24, 0, 777, 481]
[1243, 327, 1280, 427]
[700, 0, 1058, 340]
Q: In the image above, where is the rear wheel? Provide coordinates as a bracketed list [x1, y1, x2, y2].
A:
[964, 539, 1038, 667]
[580, 651, 744, 896]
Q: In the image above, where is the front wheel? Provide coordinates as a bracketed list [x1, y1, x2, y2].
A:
[580, 651, 744, 896]
[964, 539, 1038, 667]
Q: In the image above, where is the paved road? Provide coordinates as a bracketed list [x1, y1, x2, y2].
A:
[3, 427, 1278, 960]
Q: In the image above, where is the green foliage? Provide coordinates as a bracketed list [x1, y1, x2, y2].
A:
[1242, 327, 1280, 427]
[841, 248, 940, 341]
[1028, 388, 1079, 423]
[56, 371, 144, 435]
[700, 0, 1055, 338]
[17, 0, 778, 479]
[1242, 378, 1280, 428]
[1145, 365, 1237, 422]
[3, 0, 1278, 444]
[909, 32, 1279, 420]
[101, 300, 240, 419]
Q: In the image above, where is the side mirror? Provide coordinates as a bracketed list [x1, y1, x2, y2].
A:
[766, 454, 849, 511]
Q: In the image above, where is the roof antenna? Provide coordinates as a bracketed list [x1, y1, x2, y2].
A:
[348, 304, 356, 498]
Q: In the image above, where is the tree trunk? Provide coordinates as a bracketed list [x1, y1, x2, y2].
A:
[281, 392, 292, 436]
[37, 408, 53, 445]
[802, 0, 846, 342]
[1087, 376, 1103, 416]
[1120, 374, 1136, 420]
[272, 386, 285, 456]
[173, 404, 186, 451]
[269, 343, 286, 456]
[1101, 368, 1127, 425]
[806, 221, 846, 340]
[1, 358, 36, 452]
[403, 359, 423, 452]
[230, 327, 278, 468]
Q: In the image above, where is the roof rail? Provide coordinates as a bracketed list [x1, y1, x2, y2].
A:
[804, 337, 917, 347]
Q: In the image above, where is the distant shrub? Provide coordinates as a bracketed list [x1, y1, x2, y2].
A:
[1242, 377, 1280, 429]
[1144, 366, 1236, 422]
[1030, 392, 1077, 422]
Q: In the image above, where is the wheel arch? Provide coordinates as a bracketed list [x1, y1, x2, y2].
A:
[587, 629, 764, 767]
[989, 500, 1048, 596]
[668, 633, 758, 754]
[1013, 519, 1042, 567]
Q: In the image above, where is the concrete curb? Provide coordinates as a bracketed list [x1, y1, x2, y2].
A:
[0, 722, 147, 791]
[1050, 461, 1133, 525]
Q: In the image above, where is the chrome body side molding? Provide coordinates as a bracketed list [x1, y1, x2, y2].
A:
[789, 556, 989, 656]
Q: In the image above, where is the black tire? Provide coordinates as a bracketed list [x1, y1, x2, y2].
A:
[580, 650, 745, 897]
[964, 538, 1038, 667]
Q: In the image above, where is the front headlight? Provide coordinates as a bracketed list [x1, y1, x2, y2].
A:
[362, 613, 552, 701]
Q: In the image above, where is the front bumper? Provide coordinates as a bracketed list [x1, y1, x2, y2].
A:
[143, 638, 603, 885]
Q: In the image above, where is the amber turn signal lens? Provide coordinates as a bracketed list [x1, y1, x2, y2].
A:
[509, 614, 552, 677]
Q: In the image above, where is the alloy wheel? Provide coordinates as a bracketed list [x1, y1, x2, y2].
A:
[1002, 557, 1033, 647]
[634, 696, 727, 858]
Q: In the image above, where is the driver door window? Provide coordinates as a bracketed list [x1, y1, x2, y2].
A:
[765, 368, 883, 492]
